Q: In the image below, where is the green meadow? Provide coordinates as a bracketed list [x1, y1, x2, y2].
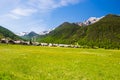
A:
[0, 44, 120, 80]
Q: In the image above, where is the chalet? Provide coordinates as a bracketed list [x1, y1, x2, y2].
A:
[8, 40, 15, 44]
[21, 41, 30, 45]
[32, 42, 40, 46]
[14, 40, 21, 44]
[40, 43, 48, 46]
[48, 43, 53, 47]
[0, 38, 8, 44]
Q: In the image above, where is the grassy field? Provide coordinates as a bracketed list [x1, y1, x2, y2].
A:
[0, 44, 120, 80]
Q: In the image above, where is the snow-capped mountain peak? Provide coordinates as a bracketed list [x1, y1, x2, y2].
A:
[76, 16, 104, 26]
[16, 32, 29, 36]
[39, 28, 55, 35]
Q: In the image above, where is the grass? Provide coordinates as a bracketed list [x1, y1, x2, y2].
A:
[0, 44, 120, 80]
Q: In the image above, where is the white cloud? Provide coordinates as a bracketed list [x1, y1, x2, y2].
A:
[11, 8, 37, 16]
[6, 8, 37, 19]
[60, 0, 80, 6]
[0, 0, 82, 32]
[6, 0, 81, 19]
[27, 0, 80, 12]
[3, 0, 81, 19]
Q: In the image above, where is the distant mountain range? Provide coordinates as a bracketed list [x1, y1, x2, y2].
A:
[37, 14, 120, 49]
[0, 14, 120, 49]
[21, 31, 39, 40]
[16, 16, 103, 39]
[16, 28, 54, 40]
[17, 31, 50, 37]
[17, 16, 103, 37]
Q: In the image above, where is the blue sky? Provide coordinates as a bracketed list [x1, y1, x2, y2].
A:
[0, 0, 119, 33]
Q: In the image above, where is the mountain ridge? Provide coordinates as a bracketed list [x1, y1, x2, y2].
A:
[0, 26, 22, 40]
[37, 14, 120, 49]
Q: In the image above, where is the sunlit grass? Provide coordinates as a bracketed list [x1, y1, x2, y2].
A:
[0, 44, 120, 80]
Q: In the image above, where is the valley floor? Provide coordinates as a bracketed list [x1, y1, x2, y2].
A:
[0, 44, 120, 80]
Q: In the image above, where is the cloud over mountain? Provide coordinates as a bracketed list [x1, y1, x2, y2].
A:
[0, 0, 81, 33]
[4, 0, 81, 19]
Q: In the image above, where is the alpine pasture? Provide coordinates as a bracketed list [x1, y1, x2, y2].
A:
[0, 44, 120, 80]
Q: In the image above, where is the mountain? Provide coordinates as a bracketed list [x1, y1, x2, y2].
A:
[16, 32, 29, 36]
[37, 22, 83, 44]
[39, 29, 54, 35]
[21, 31, 39, 40]
[0, 26, 22, 40]
[81, 14, 120, 48]
[38, 14, 120, 49]
[76, 16, 103, 26]
[39, 31, 50, 35]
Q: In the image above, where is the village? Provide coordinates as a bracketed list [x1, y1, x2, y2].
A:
[0, 38, 80, 48]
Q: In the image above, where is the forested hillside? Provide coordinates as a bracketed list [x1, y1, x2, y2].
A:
[37, 22, 83, 44]
[38, 14, 120, 49]
[0, 26, 22, 40]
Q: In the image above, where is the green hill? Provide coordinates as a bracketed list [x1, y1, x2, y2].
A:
[80, 14, 120, 48]
[0, 26, 22, 40]
[37, 22, 82, 44]
[38, 14, 120, 49]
